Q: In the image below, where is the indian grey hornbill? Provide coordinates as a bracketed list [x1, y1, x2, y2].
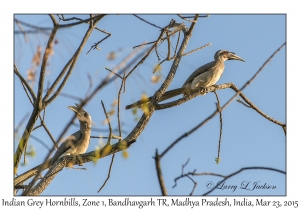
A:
[14, 104, 92, 186]
[125, 50, 245, 109]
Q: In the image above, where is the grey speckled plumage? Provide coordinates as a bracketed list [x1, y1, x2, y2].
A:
[50, 104, 92, 166]
[14, 104, 92, 186]
[125, 50, 245, 109]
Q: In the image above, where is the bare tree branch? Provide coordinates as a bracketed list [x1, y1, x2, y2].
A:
[57, 14, 106, 28]
[49, 14, 58, 26]
[183, 43, 211, 57]
[14, 64, 36, 102]
[177, 14, 198, 23]
[98, 154, 115, 193]
[154, 150, 167, 195]
[214, 91, 223, 164]
[101, 101, 113, 145]
[14, 19, 28, 42]
[86, 28, 111, 54]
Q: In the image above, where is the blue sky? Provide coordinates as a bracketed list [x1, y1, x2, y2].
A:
[13, 14, 286, 196]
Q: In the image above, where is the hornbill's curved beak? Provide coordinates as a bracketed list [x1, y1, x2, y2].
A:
[228, 52, 245, 62]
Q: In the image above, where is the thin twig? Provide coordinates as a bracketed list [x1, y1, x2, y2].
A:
[98, 154, 115, 192]
[20, 82, 34, 105]
[172, 159, 197, 195]
[57, 14, 106, 29]
[181, 15, 210, 18]
[98, 73, 127, 193]
[125, 45, 155, 79]
[86, 15, 111, 54]
[236, 98, 251, 108]
[183, 43, 212, 57]
[117, 73, 125, 138]
[240, 42, 286, 91]
[21, 80, 58, 149]
[177, 14, 198, 23]
[126, 20, 187, 80]
[39, 120, 58, 149]
[154, 150, 167, 195]
[49, 14, 58, 26]
[15, 19, 28, 42]
[86, 31, 111, 54]
[14, 64, 36, 102]
[85, 71, 93, 97]
[59, 92, 82, 101]
[57, 14, 81, 22]
[133, 40, 156, 49]
[30, 135, 51, 150]
[187, 176, 197, 196]
[213, 91, 222, 164]
[101, 101, 112, 145]
[182, 158, 190, 175]
[154, 26, 166, 61]
[153, 29, 178, 73]
[105, 67, 123, 79]
[173, 31, 181, 57]
[90, 135, 122, 140]
[19, 81, 34, 165]
[230, 85, 286, 128]
[133, 15, 164, 30]
[32, 124, 42, 131]
[105, 42, 146, 82]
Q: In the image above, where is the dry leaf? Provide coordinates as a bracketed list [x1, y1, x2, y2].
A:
[153, 64, 162, 73]
[141, 93, 149, 102]
[141, 103, 149, 115]
[106, 51, 116, 60]
[151, 75, 161, 83]
[32, 46, 42, 66]
[132, 107, 138, 115]
[112, 99, 118, 107]
[107, 109, 115, 116]
[118, 140, 127, 150]
[122, 150, 129, 159]
[102, 144, 112, 156]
